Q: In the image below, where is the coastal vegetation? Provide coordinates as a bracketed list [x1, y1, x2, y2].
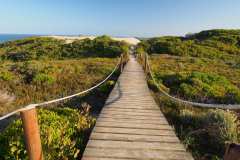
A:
[0, 58, 118, 115]
[0, 107, 95, 159]
[138, 29, 240, 104]
[0, 35, 128, 61]
[137, 29, 240, 159]
[0, 36, 127, 159]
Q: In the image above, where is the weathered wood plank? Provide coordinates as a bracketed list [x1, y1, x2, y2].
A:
[95, 121, 172, 130]
[82, 55, 193, 160]
[91, 132, 180, 143]
[86, 140, 186, 151]
[83, 148, 193, 160]
[100, 110, 163, 116]
[93, 127, 175, 136]
[97, 117, 168, 125]
[101, 108, 160, 112]
[99, 114, 166, 120]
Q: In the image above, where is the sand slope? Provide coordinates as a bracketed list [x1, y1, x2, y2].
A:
[45, 35, 140, 45]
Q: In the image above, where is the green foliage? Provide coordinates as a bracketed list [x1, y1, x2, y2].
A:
[62, 36, 129, 58]
[0, 35, 123, 159]
[179, 109, 239, 158]
[33, 73, 55, 85]
[155, 71, 240, 104]
[137, 29, 240, 62]
[148, 54, 240, 104]
[0, 58, 117, 115]
[0, 36, 129, 61]
[0, 107, 95, 160]
[0, 37, 64, 61]
[0, 71, 14, 81]
[98, 80, 115, 93]
[157, 95, 240, 159]
[141, 29, 240, 159]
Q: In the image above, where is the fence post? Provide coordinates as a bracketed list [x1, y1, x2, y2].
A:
[144, 53, 147, 72]
[120, 55, 123, 72]
[20, 107, 43, 160]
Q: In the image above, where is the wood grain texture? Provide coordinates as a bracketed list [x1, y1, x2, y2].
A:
[20, 108, 43, 160]
[82, 55, 193, 160]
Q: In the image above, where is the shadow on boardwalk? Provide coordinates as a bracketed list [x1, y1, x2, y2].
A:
[82, 55, 193, 160]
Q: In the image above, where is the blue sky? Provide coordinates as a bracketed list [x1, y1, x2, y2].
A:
[0, 0, 240, 37]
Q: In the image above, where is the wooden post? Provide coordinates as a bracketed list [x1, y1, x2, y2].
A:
[120, 55, 123, 72]
[20, 107, 43, 160]
[144, 53, 147, 72]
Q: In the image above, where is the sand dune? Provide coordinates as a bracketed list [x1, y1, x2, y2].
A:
[45, 35, 140, 45]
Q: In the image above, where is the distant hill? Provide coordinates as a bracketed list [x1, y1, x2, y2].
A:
[0, 35, 129, 61]
[137, 29, 240, 62]
[46, 35, 140, 45]
[136, 29, 240, 104]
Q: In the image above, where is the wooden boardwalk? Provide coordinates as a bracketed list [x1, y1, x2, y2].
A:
[82, 55, 193, 160]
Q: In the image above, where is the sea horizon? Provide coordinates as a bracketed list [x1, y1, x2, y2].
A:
[0, 34, 38, 43]
[0, 33, 146, 44]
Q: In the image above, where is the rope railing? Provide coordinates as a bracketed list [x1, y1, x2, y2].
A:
[0, 58, 120, 121]
[0, 56, 122, 121]
[140, 52, 240, 110]
[0, 54, 126, 160]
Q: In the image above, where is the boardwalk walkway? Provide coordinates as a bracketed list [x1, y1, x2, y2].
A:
[82, 55, 193, 160]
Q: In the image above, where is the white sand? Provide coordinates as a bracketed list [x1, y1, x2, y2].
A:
[45, 35, 140, 45]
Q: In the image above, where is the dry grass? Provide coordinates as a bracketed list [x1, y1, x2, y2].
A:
[0, 58, 118, 115]
[0, 91, 15, 106]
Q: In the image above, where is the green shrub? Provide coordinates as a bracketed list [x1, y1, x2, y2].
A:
[33, 73, 55, 85]
[98, 80, 115, 93]
[0, 107, 95, 160]
[156, 71, 240, 104]
[0, 71, 14, 81]
[180, 109, 239, 158]
[137, 29, 240, 61]
[0, 58, 117, 115]
[158, 95, 240, 159]
[141, 29, 240, 159]
[205, 110, 239, 144]
[0, 36, 129, 61]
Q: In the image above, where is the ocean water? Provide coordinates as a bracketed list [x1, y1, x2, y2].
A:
[0, 34, 35, 43]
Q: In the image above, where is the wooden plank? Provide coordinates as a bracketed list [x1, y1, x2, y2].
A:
[99, 114, 165, 120]
[82, 55, 193, 160]
[93, 127, 175, 136]
[86, 140, 186, 151]
[97, 117, 168, 125]
[101, 110, 163, 115]
[101, 108, 160, 112]
[82, 158, 134, 160]
[103, 107, 161, 111]
[95, 121, 172, 130]
[91, 132, 180, 143]
[100, 112, 164, 118]
[83, 148, 193, 160]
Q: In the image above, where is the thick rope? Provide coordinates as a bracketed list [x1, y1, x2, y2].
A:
[0, 58, 121, 121]
[144, 53, 240, 110]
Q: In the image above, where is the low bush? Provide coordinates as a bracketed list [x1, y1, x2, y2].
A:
[33, 73, 55, 85]
[137, 29, 240, 62]
[0, 71, 14, 81]
[147, 54, 240, 104]
[0, 36, 129, 61]
[0, 58, 118, 115]
[155, 71, 240, 104]
[0, 107, 95, 160]
[98, 80, 115, 93]
[156, 95, 240, 159]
